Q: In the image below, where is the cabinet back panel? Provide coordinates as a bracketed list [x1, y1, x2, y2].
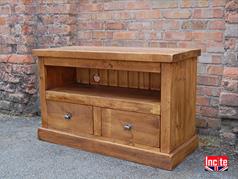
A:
[46, 66, 76, 89]
[76, 68, 161, 91]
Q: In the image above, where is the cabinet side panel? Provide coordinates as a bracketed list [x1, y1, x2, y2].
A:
[160, 63, 173, 153]
[186, 59, 197, 141]
[38, 58, 47, 128]
[161, 58, 197, 153]
[46, 66, 76, 89]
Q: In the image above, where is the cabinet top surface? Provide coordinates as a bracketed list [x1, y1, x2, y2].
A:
[33, 46, 201, 63]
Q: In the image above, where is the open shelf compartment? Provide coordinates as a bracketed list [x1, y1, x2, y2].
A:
[45, 66, 161, 115]
[46, 84, 161, 115]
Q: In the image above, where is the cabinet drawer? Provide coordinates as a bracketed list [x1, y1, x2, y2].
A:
[102, 109, 160, 147]
[47, 101, 93, 135]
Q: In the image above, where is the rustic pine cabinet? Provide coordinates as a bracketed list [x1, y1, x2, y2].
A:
[33, 46, 201, 170]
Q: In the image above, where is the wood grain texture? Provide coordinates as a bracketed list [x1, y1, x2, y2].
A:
[108, 70, 118, 86]
[38, 127, 198, 170]
[118, 71, 128, 87]
[76, 68, 160, 91]
[99, 69, 108, 86]
[170, 135, 198, 169]
[139, 72, 150, 89]
[76, 68, 89, 84]
[101, 109, 160, 148]
[38, 58, 47, 127]
[44, 58, 161, 73]
[150, 73, 161, 90]
[160, 58, 197, 153]
[46, 66, 76, 89]
[90, 69, 99, 85]
[33, 46, 201, 63]
[93, 107, 102, 136]
[160, 63, 172, 153]
[46, 84, 161, 115]
[47, 101, 93, 135]
[128, 71, 139, 88]
[36, 46, 200, 170]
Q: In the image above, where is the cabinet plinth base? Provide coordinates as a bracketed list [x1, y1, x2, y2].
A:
[38, 127, 198, 170]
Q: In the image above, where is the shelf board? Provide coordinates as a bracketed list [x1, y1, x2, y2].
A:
[46, 84, 161, 115]
[33, 46, 201, 63]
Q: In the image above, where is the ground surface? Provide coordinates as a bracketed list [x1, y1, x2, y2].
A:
[0, 114, 237, 179]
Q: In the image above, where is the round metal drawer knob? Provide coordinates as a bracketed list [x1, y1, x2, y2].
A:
[123, 123, 133, 130]
[64, 113, 72, 120]
[93, 73, 100, 83]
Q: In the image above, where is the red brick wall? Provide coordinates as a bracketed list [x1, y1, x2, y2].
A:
[220, 0, 238, 145]
[0, 0, 78, 114]
[36, 0, 78, 48]
[220, 0, 238, 119]
[77, 0, 228, 134]
[0, 0, 37, 114]
[0, 0, 237, 135]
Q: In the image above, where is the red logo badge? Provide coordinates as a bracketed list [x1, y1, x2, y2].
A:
[204, 156, 228, 171]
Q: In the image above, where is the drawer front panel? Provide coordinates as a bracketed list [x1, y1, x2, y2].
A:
[102, 109, 160, 147]
[47, 101, 93, 135]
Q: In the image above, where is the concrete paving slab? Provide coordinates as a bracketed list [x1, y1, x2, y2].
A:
[0, 114, 237, 179]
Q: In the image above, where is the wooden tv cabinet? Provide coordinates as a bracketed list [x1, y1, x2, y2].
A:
[33, 46, 201, 170]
